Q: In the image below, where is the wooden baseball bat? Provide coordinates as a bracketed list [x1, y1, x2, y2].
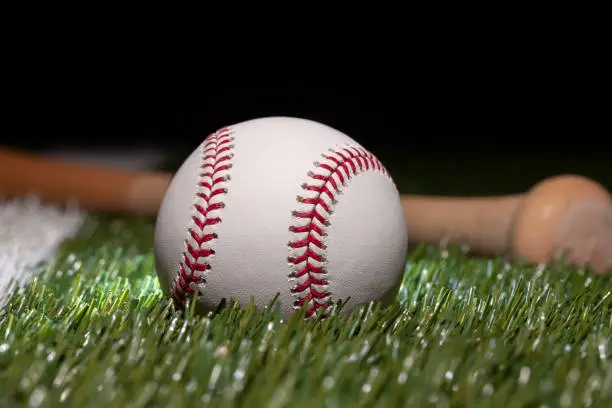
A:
[0, 147, 171, 217]
[1, 148, 610, 274]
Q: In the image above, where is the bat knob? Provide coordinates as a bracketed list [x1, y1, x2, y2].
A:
[510, 174, 612, 274]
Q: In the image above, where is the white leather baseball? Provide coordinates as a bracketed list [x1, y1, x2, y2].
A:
[154, 117, 408, 319]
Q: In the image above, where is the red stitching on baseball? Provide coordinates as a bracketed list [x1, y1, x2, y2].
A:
[172, 127, 234, 306]
[288, 145, 389, 318]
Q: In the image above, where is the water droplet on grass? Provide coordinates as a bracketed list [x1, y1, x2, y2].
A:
[519, 366, 531, 385]
[323, 376, 335, 390]
[28, 386, 47, 408]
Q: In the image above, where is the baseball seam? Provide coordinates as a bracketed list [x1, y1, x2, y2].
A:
[287, 145, 390, 318]
[171, 127, 234, 305]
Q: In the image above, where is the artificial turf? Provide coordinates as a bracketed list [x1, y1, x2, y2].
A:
[0, 211, 610, 407]
[1, 151, 611, 407]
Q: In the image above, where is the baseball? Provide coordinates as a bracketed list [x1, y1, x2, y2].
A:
[154, 117, 408, 319]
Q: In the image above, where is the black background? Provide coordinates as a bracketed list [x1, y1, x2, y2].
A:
[3, 85, 609, 195]
[6, 86, 605, 155]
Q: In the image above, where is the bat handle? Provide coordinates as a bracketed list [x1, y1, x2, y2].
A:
[401, 194, 522, 255]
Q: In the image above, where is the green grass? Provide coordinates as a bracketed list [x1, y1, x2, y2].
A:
[0, 213, 610, 408]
